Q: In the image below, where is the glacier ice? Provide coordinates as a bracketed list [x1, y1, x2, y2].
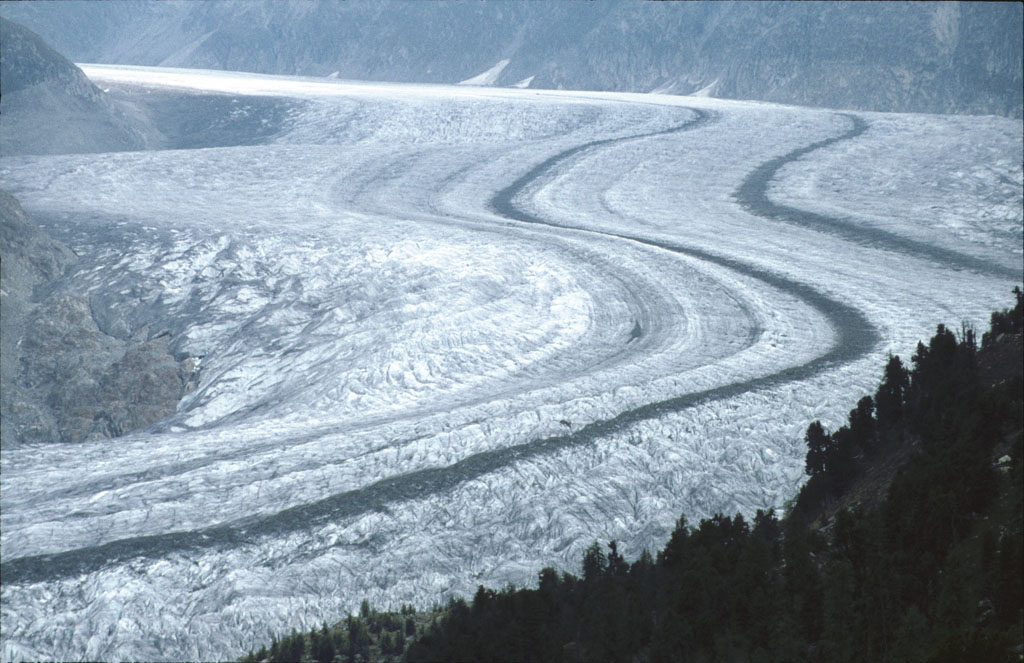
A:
[1, 66, 1021, 661]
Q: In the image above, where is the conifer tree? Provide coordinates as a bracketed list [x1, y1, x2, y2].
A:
[804, 420, 829, 476]
[581, 541, 607, 582]
[875, 354, 908, 429]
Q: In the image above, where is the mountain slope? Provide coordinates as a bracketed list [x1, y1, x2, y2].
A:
[0, 17, 152, 155]
[1, 1, 1020, 117]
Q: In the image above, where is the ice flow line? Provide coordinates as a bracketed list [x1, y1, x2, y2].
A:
[1, 107, 882, 586]
[735, 114, 1020, 281]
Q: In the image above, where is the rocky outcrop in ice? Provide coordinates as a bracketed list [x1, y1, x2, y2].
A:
[0, 191, 198, 446]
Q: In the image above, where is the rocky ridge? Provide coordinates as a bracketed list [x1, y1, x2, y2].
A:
[0, 16, 154, 155]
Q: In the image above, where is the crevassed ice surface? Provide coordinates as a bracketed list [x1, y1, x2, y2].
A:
[1, 65, 1021, 662]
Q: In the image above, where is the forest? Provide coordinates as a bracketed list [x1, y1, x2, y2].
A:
[242, 288, 1023, 662]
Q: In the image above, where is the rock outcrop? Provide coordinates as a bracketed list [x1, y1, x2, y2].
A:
[0, 191, 197, 445]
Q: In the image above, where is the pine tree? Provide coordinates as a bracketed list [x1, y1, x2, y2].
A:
[607, 540, 629, 577]
[875, 354, 909, 429]
[659, 514, 690, 567]
[581, 541, 607, 582]
[848, 395, 877, 456]
[314, 626, 335, 663]
[804, 420, 829, 476]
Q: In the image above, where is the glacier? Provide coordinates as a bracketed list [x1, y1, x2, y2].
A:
[1, 65, 1021, 661]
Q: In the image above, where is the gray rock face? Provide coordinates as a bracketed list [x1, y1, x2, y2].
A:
[0, 16, 154, 155]
[2, 15, 301, 154]
[0, 191, 198, 446]
[0, 190, 75, 445]
[0, 190, 76, 296]
[1, 1, 1020, 117]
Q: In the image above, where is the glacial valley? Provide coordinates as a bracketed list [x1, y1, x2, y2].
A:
[1, 65, 1021, 661]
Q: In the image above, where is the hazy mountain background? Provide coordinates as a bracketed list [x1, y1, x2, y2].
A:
[1, 0, 1021, 118]
[0, 16, 155, 154]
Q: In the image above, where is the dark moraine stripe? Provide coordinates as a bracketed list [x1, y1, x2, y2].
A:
[3, 108, 884, 586]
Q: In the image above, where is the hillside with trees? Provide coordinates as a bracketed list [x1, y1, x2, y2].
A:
[243, 289, 1023, 662]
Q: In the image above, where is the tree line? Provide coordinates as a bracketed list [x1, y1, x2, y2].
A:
[243, 288, 1023, 662]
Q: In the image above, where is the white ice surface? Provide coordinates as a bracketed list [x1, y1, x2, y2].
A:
[458, 59, 510, 86]
[769, 111, 1023, 271]
[511, 75, 535, 89]
[1, 65, 1021, 662]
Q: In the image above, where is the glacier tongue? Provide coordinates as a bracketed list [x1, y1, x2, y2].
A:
[1, 66, 1021, 661]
